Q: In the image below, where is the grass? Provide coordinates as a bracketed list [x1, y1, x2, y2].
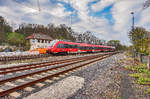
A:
[137, 77, 150, 85]
[125, 57, 150, 95]
[126, 62, 150, 85]
[118, 96, 121, 99]
[125, 64, 147, 72]
[120, 59, 124, 63]
[129, 73, 146, 78]
[144, 89, 150, 94]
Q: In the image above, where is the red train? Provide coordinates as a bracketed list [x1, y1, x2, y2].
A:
[46, 40, 115, 54]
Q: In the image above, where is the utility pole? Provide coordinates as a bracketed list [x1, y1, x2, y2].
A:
[131, 12, 134, 31]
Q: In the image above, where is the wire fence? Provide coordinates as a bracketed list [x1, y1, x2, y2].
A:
[0, 51, 50, 62]
[132, 52, 150, 69]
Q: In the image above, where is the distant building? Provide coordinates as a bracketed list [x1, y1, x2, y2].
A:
[26, 33, 53, 50]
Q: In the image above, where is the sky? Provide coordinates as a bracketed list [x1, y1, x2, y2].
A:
[0, 0, 150, 45]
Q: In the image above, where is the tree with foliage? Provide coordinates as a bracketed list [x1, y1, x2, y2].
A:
[128, 27, 150, 54]
[143, 0, 150, 9]
[15, 23, 76, 42]
[74, 31, 103, 45]
[0, 16, 12, 44]
[7, 32, 26, 47]
[107, 40, 126, 50]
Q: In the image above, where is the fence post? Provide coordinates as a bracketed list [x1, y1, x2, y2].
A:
[139, 53, 143, 63]
[147, 55, 150, 70]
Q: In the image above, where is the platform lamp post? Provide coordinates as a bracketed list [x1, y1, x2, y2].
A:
[131, 12, 137, 59]
[131, 12, 135, 31]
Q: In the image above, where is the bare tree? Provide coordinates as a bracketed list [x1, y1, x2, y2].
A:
[143, 0, 150, 9]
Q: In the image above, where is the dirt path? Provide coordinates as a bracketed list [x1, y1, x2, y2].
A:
[120, 70, 136, 99]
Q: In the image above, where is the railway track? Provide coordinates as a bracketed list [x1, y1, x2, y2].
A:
[0, 52, 117, 98]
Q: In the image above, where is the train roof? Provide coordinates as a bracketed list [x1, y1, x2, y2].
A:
[52, 40, 115, 48]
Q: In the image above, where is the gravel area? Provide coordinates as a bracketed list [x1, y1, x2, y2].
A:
[23, 76, 85, 99]
[121, 55, 150, 99]
[68, 53, 126, 99]
[0, 52, 124, 99]
[120, 70, 135, 99]
[21, 53, 125, 99]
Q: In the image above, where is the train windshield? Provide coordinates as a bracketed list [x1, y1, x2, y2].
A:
[49, 40, 58, 47]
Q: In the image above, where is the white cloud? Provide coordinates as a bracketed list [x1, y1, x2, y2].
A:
[138, 7, 150, 26]
[48, 3, 72, 17]
[91, 0, 117, 12]
[0, 0, 150, 45]
[0, 0, 72, 25]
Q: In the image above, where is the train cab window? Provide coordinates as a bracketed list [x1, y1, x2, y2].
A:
[57, 44, 64, 48]
[57, 44, 61, 48]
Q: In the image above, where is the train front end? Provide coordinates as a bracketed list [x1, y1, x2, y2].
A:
[46, 40, 59, 54]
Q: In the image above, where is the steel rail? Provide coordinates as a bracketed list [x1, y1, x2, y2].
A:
[0, 53, 114, 97]
[0, 54, 103, 74]
[0, 53, 107, 71]
[0, 54, 107, 85]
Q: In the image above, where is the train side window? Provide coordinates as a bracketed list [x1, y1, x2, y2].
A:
[68, 44, 72, 48]
[79, 46, 83, 50]
[79, 46, 82, 50]
[74, 45, 77, 48]
[71, 45, 77, 48]
[71, 45, 74, 48]
[86, 47, 89, 50]
[78, 45, 80, 49]
[85, 47, 87, 50]
[64, 44, 69, 48]
[82, 46, 84, 50]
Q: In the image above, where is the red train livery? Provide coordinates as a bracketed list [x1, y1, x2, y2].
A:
[46, 40, 115, 54]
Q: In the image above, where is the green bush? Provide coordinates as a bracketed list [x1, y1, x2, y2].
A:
[129, 73, 145, 78]
[137, 77, 150, 85]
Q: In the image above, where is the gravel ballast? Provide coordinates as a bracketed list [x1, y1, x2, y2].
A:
[22, 53, 125, 99]
[23, 76, 85, 99]
[0, 53, 125, 99]
[68, 53, 126, 99]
